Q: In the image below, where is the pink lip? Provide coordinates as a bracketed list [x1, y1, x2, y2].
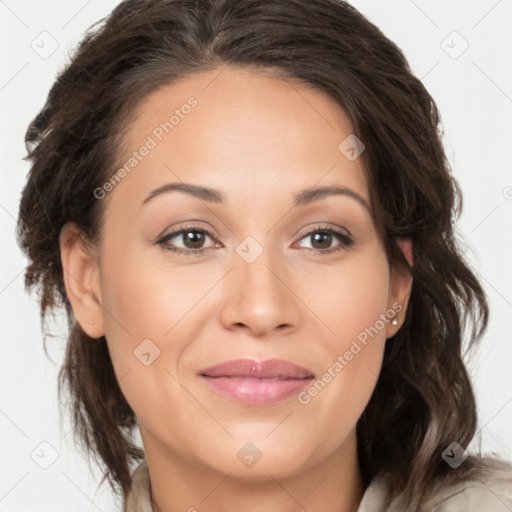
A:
[199, 358, 314, 405]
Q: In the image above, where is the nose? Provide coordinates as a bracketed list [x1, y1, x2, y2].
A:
[218, 245, 302, 338]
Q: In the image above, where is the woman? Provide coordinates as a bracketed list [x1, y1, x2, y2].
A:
[16, 0, 512, 511]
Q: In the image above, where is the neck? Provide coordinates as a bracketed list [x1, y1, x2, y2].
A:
[142, 427, 364, 512]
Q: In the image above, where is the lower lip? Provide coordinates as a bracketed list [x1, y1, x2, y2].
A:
[201, 376, 313, 405]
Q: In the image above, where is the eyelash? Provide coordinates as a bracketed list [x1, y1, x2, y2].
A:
[156, 224, 354, 257]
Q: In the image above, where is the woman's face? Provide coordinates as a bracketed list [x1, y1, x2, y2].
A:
[63, 67, 412, 479]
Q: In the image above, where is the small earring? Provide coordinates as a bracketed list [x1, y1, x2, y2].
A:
[88, 320, 95, 325]
[391, 318, 398, 326]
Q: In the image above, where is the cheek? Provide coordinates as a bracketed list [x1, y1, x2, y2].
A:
[295, 251, 390, 433]
[97, 250, 206, 431]
[99, 237, 204, 336]
[97, 241, 173, 374]
[97, 239, 224, 388]
[310, 250, 391, 347]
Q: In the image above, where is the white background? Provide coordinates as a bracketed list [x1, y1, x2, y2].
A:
[1, 1, 511, 510]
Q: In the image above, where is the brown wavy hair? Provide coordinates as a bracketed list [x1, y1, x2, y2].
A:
[16, 0, 497, 509]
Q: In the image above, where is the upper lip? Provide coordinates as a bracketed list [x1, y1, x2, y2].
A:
[199, 358, 314, 379]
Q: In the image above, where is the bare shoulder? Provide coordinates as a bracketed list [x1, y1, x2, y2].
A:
[420, 459, 512, 511]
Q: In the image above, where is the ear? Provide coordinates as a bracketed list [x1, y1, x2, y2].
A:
[59, 222, 105, 339]
[385, 238, 413, 338]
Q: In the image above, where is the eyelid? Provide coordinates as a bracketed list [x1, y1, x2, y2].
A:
[154, 220, 217, 241]
[298, 223, 352, 239]
[156, 224, 221, 249]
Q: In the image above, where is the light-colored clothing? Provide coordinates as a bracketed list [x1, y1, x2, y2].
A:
[124, 460, 512, 511]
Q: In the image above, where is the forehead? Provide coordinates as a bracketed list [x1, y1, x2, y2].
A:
[107, 66, 370, 213]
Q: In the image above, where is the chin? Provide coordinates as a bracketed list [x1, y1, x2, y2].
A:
[196, 436, 320, 480]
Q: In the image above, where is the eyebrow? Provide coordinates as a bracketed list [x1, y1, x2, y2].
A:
[141, 182, 371, 212]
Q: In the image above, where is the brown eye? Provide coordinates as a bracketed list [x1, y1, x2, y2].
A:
[309, 231, 334, 250]
[295, 226, 354, 255]
[157, 227, 217, 255]
[180, 230, 207, 249]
